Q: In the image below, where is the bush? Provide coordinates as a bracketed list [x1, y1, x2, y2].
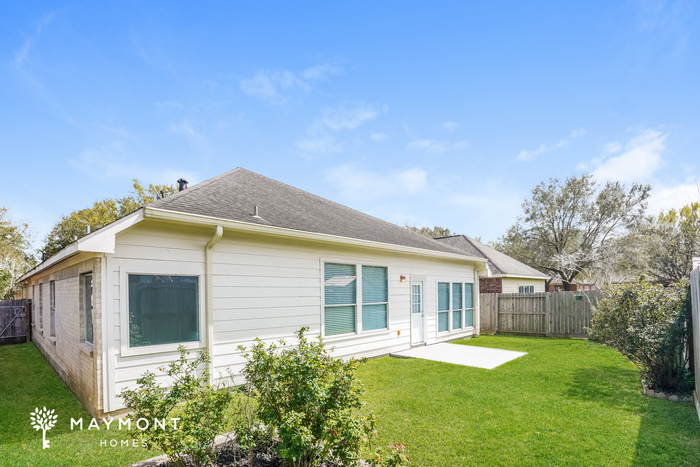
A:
[119, 346, 232, 467]
[589, 277, 692, 392]
[239, 327, 401, 467]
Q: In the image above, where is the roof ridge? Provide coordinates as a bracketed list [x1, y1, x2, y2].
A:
[231, 170, 474, 257]
[461, 235, 505, 274]
[152, 167, 244, 207]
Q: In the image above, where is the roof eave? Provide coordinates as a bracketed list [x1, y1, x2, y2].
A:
[491, 273, 549, 280]
[19, 210, 144, 281]
[144, 207, 489, 264]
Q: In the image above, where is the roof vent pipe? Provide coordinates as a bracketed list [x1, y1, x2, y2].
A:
[253, 205, 261, 218]
[177, 178, 188, 192]
[86, 225, 90, 234]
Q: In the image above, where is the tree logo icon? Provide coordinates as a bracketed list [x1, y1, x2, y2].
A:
[30, 407, 58, 449]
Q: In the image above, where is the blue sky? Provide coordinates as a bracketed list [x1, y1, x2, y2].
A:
[2, 1, 699, 250]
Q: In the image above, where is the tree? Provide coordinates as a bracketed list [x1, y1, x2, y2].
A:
[405, 225, 453, 238]
[641, 202, 700, 285]
[589, 277, 691, 392]
[43, 180, 176, 258]
[494, 174, 650, 290]
[0, 205, 34, 299]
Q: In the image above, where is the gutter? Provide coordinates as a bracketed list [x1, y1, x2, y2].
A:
[205, 225, 224, 384]
[144, 207, 488, 266]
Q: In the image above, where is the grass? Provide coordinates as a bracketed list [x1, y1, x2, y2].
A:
[356, 335, 700, 467]
[1, 337, 698, 466]
[0, 343, 155, 467]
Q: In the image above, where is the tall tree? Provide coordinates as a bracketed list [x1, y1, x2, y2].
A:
[641, 202, 700, 284]
[0, 205, 34, 299]
[494, 174, 650, 290]
[43, 179, 177, 258]
[405, 225, 453, 238]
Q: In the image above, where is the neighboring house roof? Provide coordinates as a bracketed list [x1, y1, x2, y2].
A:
[21, 168, 487, 281]
[149, 168, 474, 257]
[434, 235, 548, 280]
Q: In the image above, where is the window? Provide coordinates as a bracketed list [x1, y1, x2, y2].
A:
[324, 264, 356, 336]
[439, 282, 475, 332]
[452, 283, 463, 329]
[362, 266, 388, 331]
[128, 274, 199, 347]
[464, 283, 474, 327]
[39, 283, 43, 331]
[32, 285, 36, 327]
[437, 283, 450, 332]
[519, 285, 535, 293]
[50, 281, 56, 338]
[323, 263, 389, 336]
[84, 274, 93, 344]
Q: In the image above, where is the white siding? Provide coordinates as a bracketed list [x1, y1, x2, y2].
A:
[501, 277, 546, 293]
[104, 221, 479, 412]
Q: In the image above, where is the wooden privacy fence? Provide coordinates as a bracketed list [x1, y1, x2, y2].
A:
[0, 299, 31, 345]
[690, 266, 700, 421]
[480, 291, 602, 338]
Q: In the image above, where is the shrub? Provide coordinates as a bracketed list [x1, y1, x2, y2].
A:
[589, 277, 692, 392]
[119, 346, 232, 467]
[239, 327, 370, 467]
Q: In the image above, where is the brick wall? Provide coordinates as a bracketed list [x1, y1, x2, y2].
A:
[479, 277, 503, 293]
[23, 255, 103, 418]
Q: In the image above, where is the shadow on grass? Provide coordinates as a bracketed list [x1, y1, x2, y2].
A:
[564, 366, 642, 412]
[630, 397, 700, 466]
[565, 365, 700, 466]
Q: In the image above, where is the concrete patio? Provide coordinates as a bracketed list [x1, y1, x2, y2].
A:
[391, 342, 527, 369]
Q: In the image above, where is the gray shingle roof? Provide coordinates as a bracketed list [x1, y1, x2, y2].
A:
[150, 168, 481, 257]
[434, 235, 548, 278]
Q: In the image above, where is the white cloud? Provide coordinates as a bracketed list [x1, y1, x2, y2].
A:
[326, 165, 428, 203]
[321, 105, 378, 130]
[68, 142, 199, 186]
[370, 132, 389, 142]
[442, 121, 459, 132]
[407, 139, 467, 154]
[239, 70, 308, 105]
[13, 13, 54, 68]
[296, 104, 379, 156]
[647, 182, 700, 214]
[515, 128, 585, 161]
[300, 64, 342, 80]
[602, 141, 623, 156]
[240, 63, 342, 105]
[591, 129, 667, 182]
[169, 118, 209, 152]
[295, 136, 343, 155]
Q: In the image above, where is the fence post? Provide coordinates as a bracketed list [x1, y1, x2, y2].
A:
[545, 293, 551, 337]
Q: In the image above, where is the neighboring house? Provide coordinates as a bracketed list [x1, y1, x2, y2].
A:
[547, 280, 597, 292]
[434, 235, 548, 293]
[19, 168, 489, 417]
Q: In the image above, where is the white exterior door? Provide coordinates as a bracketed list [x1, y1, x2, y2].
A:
[411, 281, 424, 345]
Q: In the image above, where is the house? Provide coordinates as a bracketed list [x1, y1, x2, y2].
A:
[547, 280, 597, 292]
[19, 168, 490, 417]
[434, 235, 548, 293]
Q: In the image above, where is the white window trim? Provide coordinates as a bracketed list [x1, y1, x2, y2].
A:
[320, 259, 391, 339]
[119, 265, 206, 357]
[437, 281, 476, 335]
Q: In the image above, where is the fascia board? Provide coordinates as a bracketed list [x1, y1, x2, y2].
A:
[491, 274, 549, 280]
[19, 210, 144, 281]
[144, 207, 488, 265]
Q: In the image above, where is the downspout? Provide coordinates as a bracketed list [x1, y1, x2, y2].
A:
[205, 225, 224, 384]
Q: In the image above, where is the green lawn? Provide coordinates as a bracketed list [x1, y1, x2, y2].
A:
[357, 335, 700, 467]
[1, 338, 698, 467]
[0, 343, 155, 467]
